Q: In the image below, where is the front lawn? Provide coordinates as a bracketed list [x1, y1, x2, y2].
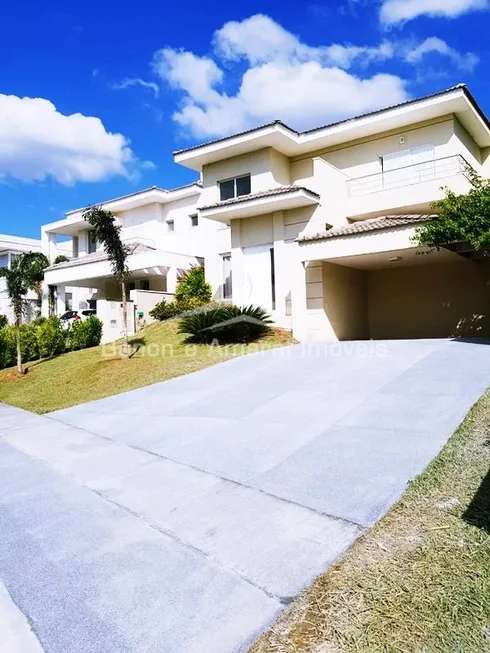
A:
[251, 390, 490, 653]
[0, 320, 294, 414]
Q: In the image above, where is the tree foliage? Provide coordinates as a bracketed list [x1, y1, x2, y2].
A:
[414, 167, 490, 254]
[175, 264, 212, 304]
[0, 252, 49, 373]
[83, 206, 131, 358]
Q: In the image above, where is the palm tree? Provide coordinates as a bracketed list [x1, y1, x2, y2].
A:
[22, 252, 50, 311]
[0, 252, 48, 375]
[83, 206, 131, 359]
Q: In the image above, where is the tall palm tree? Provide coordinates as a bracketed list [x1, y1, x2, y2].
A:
[83, 206, 131, 359]
[0, 252, 48, 375]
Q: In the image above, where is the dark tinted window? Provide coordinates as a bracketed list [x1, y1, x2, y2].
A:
[219, 179, 235, 201]
[236, 175, 251, 197]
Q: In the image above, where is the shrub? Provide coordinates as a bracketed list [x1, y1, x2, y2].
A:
[0, 315, 8, 329]
[19, 323, 39, 362]
[0, 327, 14, 369]
[178, 304, 272, 344]
[67, 315, 103, 350]
[37, 316, 66, 358]
[149, 299, 181, 321]
[54, 254, 69, 264]
[175, 265, 212, 306]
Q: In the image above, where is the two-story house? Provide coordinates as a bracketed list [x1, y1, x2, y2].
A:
[0, 234, 43, 322]
[41, 183, 231, 341]
[174, 84, 490, 342]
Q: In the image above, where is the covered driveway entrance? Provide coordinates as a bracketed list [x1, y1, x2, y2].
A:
[298, 215, 490, 341]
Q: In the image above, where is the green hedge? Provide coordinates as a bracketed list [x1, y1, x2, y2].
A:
[0, 315, 103, 371]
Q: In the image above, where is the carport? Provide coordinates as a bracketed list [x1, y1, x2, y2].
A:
[298, 215, 490, 341]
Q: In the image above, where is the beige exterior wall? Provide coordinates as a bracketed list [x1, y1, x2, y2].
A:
[200, 148, 291, 207]
[322, 263, 368, 340]
[368, 259, 490, 339]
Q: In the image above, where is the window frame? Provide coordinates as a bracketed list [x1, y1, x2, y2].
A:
[166, 219, 175, 233]
[189, 214, 199, 228]
[221, 252, 232, 300]
[218, 174, 251, 202]
[88, 230, 97, 254]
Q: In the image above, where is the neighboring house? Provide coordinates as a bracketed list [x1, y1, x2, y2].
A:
[0, 234, 42, 322]
[174, 83, 490, 342]
[41, 183, 231, 341]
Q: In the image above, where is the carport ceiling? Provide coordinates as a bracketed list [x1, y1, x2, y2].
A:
[327, 247, 460, 270]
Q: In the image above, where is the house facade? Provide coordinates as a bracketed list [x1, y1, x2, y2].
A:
[0, 234, 43, 322]
[41, 183, 231, 340]
[174, 84, 490, 342]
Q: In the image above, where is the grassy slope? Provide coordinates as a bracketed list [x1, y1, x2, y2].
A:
[251, 390, 490, 653]
[0, 320, 294, 414]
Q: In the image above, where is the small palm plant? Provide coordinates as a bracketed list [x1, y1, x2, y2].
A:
[0, 252, 49, 375]
[83, 206, 131, 358]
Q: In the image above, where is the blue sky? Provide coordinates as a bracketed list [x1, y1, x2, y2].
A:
[1, 0, 490, 238]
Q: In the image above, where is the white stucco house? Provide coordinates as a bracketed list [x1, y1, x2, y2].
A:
[0, 234, 85, 324]
[173, 83, 490, 342]
[0, 234, 43, 322]
[41, 183, 231, 342]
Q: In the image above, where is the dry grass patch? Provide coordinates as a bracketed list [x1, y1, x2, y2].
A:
[251, 390, 490, 653]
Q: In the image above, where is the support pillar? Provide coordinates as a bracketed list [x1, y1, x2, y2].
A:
[291, 258, 308, 343]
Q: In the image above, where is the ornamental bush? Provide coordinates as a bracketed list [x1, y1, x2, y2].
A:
[36, 316, 66, 358]
[0, 315, 8, 329]
[67, 316, 103, 350]
[178, 304, 272, 344]
[174, 265, 212, 305]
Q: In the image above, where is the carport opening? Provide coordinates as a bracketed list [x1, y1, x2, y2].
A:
[319, 252, 490, 340]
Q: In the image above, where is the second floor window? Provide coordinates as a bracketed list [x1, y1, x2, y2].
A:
[88, 230, 97, 254]
[166, 220, 175, 232]
[190, 214, 198, 228]
[219, 174, 251, 202]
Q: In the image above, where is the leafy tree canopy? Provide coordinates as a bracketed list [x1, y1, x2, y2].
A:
[415, 168, 490, 253]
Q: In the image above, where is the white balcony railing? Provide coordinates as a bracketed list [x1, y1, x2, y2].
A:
[346, 155, 469, 198]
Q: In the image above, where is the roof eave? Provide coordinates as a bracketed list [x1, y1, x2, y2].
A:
[173, 86, 490, 172]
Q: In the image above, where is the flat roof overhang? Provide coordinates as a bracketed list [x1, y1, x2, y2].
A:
[174, 86, 490, 172]
[199, 188, 320, 224]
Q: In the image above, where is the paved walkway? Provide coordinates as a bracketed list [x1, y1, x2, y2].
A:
[1, 339, 490, 652]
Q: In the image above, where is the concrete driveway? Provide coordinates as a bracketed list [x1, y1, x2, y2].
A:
[1, 339, 490, 652]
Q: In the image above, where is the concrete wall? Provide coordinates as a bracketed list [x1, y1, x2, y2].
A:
[368, 259, 490, 339]
[200, 148, 291, 207]
[321, 262, 368, 340]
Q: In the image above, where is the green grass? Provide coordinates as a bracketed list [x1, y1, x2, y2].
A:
[0, 320, 294, 414]
[251, 390, 490, 653]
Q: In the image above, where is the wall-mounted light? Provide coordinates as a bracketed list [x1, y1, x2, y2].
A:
[388, 256, 402, 262]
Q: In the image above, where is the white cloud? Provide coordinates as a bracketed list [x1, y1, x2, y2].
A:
[154, 14, 478, 139]
[112, 77, 160, 97]
[380, 0, 489, 24]
[404, 36, 479, 70]
[0, 94, 137, 185]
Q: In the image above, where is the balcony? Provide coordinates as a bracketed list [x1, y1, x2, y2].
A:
[346, 155, 472, 219]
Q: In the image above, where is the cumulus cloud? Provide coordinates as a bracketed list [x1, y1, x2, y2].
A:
[112, 77, 160, 97]
[380, 0, 489, 24]
[153, 14, 478, 139]
[0, 94, 138, 185]
[404, 36, 479, 70]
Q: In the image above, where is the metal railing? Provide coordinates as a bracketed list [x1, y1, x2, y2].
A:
[346, 155, 469, 198]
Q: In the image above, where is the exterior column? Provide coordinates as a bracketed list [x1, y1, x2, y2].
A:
[55, 285, 66, 316]
[166, 267, 178, 294]
[291, 257, 308, 343]
[231, 220, 246, 306]
[272, 211, 287, 326]
[41, 229, 57, 263]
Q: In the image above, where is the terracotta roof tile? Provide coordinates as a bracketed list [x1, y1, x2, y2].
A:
[297, 215, 436, 242]
[199, 186, 319, 211]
